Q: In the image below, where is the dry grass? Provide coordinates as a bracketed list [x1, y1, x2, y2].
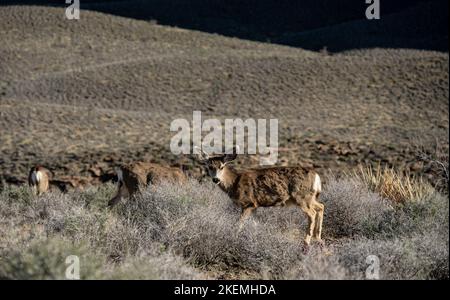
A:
[321, 177, 391, 238]
[0, 184, 204, 280]
[0, 166, 448, 279]
[351, 164, 435, 205]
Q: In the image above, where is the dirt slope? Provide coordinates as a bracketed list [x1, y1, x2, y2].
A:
[0, 5, 448, 186]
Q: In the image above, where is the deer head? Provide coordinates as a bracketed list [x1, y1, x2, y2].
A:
[195, 146, 239, 184]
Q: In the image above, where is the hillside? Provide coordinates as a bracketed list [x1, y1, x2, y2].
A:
[0, 4, 448, 187]
[0, 1, 448, 281]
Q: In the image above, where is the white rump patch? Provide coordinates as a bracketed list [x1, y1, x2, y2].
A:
[35, 170, 42, 184]
[313, 174, 322, 193]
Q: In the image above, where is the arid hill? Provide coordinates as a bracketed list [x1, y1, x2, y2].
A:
[0, 3, 448, 187]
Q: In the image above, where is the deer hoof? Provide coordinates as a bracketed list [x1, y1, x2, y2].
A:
[302, 241, 311, 254]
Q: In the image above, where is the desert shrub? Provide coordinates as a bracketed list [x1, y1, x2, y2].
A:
[414, 137, 449, 193]
[321, 177, 391, 238]
[34, 191, 148, 261]
[0, 185, 206, 280]
[282, 247, 347, 280]
[74, 182, 116, 209]
[165, 202, 305, 276]
[0, 184, 34, 206]
[116, 179, 220, 241]
[114, 176, 448, 279]
[377, 192, 449, 239]
[0, 237, 105, 280]
[0, 186, 142, 264]
[336, 232, 449, 280]
[0, 236, 204, 280]
[115, 179, 307, 278]
[251, 205, 306, 233]
[278, 229, 448, 280]
[0, 185, 35, 222]
[105, 248, 205, 280]
[0, 173, 448, 280]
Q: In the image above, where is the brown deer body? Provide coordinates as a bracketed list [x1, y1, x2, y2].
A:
[198, 150, 324, 246]
[28, 166, 51, 195]
[108, 162, 187, 207]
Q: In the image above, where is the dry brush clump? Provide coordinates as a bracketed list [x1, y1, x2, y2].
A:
[0, 184, 204, 279]
[352, 164, 436, 204]
[0, 237, 105, 280]
[0, 165, 448, 280]
[116, 179, 307, 278]
[336, 231, 449, 280]
[321, 177, 392, 238]
[117, 174, 448, 279]
[283, 175, 448, 280]
[0, 236, 203, 280]
[282, 247, 348, 280]
[318, 168, 449, 279]
[413, 137, 449, 193]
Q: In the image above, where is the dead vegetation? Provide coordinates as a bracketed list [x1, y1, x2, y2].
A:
[350, 165, 436, 205]
[0, 166, 447, 280]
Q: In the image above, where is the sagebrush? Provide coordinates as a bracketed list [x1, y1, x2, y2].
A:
[0, 169, 448, 279]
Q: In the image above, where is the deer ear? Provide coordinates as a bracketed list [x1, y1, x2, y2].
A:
[223, 146, 239, 163]
[223, 153, 237, 163]
[194, 146, 209, 162]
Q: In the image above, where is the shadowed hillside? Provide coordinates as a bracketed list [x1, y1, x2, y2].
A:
[2, 0, 448, 52]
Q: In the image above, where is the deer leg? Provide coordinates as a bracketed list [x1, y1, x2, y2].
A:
[29, 184, 37, 196]
[107, 194, 121, 207]
[239, 206, 256, 231]
[313, 201, 324, 243]
[39, 180, 49, 195]
[107, 182, 128, 208]
[299, 201, 316, 246]
[37, 183, 45, 196]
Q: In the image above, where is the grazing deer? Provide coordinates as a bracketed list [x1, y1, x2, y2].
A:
[197, 148, 324, 246]
[28, 166, 51, 195]
[108, 162, 187, 207]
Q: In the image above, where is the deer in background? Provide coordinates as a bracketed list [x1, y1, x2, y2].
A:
[196, 148, 324, 246]
[28, 166, 51, 195]
[28, 166, 73, 195]
[108, 162, 187, 207]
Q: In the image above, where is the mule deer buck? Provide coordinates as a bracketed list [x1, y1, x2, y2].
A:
[28, 166, 51, 195]
[108, 162, 187, 207]
[196, 148, 324, 246]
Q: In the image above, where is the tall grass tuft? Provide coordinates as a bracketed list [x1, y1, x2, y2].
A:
[352, 164, 435, 204]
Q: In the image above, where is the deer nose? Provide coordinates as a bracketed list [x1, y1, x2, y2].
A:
[212, 178, 220, 184]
